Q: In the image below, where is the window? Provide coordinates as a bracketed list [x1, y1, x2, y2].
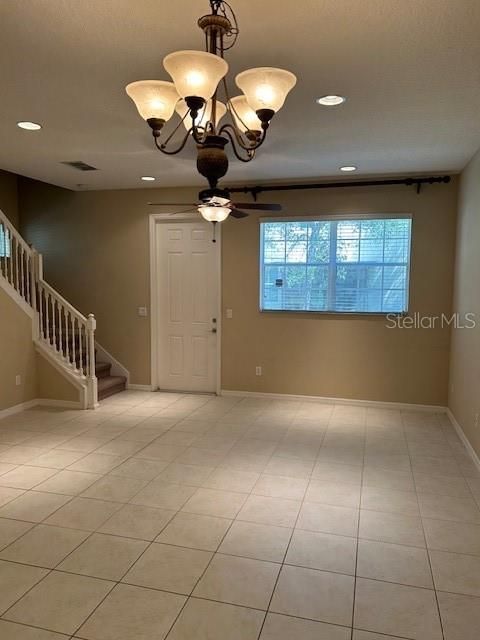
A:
[0, 226, 11, 258]
[260, 216, 412, 313]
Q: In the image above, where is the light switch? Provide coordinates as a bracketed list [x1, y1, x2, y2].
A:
[138, 306, 148, 317]
[226, 308, 233, 319]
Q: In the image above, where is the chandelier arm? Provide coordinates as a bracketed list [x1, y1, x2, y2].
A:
[220, 126, 255, 162]
[154, 129, 191, 155]
[156, 107, 192, 151]
[220, 75, 263, 149]
[220, 76, 267, 151]
[219, 122, 267, 153]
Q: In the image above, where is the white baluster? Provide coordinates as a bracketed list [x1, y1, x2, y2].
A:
[86, 314, 98, 408]
[71, 315, 76, 370]
[45, 292, 52, 344]
[38, 284, 44, 339]
[65, 310, 70, 364]
[51, 298, 57, 352]
[25, 251, 30, 304]
[58, 305, 64, 359]
[14, 236, 19, 292]
[29, 251, 37, 312]
[20, 246, 25, 298]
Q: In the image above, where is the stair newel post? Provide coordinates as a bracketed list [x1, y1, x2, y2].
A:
[86, 313, 98, 409]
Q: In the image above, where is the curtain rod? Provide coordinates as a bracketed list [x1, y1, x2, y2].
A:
[227, 175, 451, 197]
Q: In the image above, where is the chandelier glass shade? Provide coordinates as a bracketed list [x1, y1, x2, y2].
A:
[228, 95, 262, 133]
[125, 0, 296, 191]
[163, 50, 229, 101]
[235, 67, 297, 113]
[125, 80, 179, 121]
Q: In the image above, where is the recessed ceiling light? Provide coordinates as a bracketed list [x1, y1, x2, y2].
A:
[316, 95, 346, 106]
[17, 121, 42, 130]
[141, 176, 156, 181]
[340, 165, 357, 172]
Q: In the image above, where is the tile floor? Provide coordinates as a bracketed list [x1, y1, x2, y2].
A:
[0, 392, 479, 639]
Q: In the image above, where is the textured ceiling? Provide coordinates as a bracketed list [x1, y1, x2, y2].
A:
[1, 0, 480, 191]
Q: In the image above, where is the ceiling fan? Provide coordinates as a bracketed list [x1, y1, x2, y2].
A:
[148, 187, 282, 223]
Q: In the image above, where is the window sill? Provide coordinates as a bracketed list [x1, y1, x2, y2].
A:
[259, 309, 408, 317]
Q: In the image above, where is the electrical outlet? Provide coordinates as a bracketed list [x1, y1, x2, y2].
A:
[255, 366, 262, 376]
[15, 374, 21, 386]
[138, 306, 148, 317]
[226, 308, 233, 319]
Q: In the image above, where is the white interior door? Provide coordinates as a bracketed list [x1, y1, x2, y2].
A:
[155, 220, 218, 393]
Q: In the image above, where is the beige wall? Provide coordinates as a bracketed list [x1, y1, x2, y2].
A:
[1, 171, 80, 410]
[222, 182, 457, 405]
[0, 169, 33, 411]
[449, 150, 480, 455]
[0, 287, 37, 410]
[36, 353, 80, 403]
[19, 176, 458, 405]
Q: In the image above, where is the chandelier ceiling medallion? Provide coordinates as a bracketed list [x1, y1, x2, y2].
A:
[126, 0, 296, 222]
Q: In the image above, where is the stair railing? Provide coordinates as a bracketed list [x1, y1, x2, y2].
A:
[0, 209, 98, 409]
[0, 210, 34, 306]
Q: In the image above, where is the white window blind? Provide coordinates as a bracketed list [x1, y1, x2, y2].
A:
[260, 216, 412, 313]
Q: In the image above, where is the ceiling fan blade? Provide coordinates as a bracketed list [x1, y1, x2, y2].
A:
[168, 207, 197, 216]
[229, 209, 249, 219]
[148, 202, 197, 206]
[232, 202, 282, 211]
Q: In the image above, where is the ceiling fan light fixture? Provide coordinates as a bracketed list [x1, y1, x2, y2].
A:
[163, 50, 228, 101]
[126, 80, 179, 122]
[176, 98, 227, 131]
[198, 204, 230, 222]
[235, 67, 297, 113]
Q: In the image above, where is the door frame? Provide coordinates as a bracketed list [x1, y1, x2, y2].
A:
[149, 213, 222, 395]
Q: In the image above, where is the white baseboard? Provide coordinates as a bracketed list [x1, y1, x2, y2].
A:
[0, 399, 39, 419]
[220, 389, 447, 413]
[127, 384, 155, 391]
[446, 408, 480, 472]
[0, 397, 82, 420]
[34, 399, 82, 409]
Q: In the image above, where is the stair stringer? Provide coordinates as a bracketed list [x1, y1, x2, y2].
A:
[34, 339, 89, 409]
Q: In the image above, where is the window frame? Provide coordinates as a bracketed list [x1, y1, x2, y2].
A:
[259, 213, 413, 316]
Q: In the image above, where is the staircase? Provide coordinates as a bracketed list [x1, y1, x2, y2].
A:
[0, 208, 126, 408]
[96, 361, 127, 400]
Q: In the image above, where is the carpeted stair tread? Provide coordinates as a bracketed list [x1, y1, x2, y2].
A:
[95, 361, 111, 378]
[98, 375, 127, 400]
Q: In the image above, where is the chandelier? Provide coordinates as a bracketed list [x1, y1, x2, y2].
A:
[125, 0, 296, 221]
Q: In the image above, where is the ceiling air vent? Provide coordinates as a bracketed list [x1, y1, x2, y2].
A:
[61, 161, 98, 171]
